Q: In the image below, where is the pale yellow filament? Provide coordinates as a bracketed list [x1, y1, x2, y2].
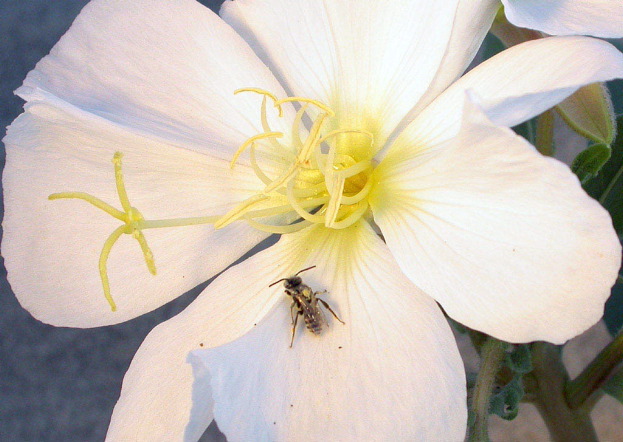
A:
[249, 142, 275, 187]
[234, 87, 284, 117]
[286, 180, 327, 224]
[324, 175, 346, 227]
[329, 200, 370, 229]
[244, 217, 313, 234]
[290, 104, 309, 149]
[262, 113, 328, 194]
[230, 132, 283, 169]
[274, 96, 335, 116]
[340, 174, 374, 205]
[213, 194, 270, 229]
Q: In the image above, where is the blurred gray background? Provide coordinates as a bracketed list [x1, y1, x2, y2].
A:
[0, 1, 227, 440]
[2, 1, 622, 442]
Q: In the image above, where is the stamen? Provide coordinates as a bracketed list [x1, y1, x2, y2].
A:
[261, 111, 328, 194]
[328, 201, 370, 229]
[230, 132, 283, 169]
[274, 97, 335, 116]
[245, 195, 325, 219]
[340, 175, 374, 205]
[324, 175, 346, 226]
[291, 181, 327, 198]
[234, 87, 284, 117]
[315, 130, 374, 176]
[299, 113, 328, 162]
[259, 96, 291, 154]
[286, 180, 326, 223]
[249, 142, 276, 187]
[213, 194, 270, 229]
[333, 160, 373, 178]
[317, 129, 374, 146]
[244, 217, 313, 234]
[263, 162, 299, 195]
[291, 104, 309, 151]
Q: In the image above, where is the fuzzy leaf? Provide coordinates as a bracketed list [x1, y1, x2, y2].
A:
[583, 116, 623, 235]
[557, 83, 615, 145]
[489, 376, 524, 421]
[505, 344, 533, 374]
[572, 143, 611, 184]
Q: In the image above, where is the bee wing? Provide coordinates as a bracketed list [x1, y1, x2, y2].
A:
[315, 303, 328, 326]
[298, 299, 321, 321]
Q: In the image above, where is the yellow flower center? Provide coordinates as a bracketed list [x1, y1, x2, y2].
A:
[217, 88, 376, 232]
[49, 89, 377, 310]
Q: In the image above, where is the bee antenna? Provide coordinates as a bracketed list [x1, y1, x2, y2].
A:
[295, 265, 316, 276]
[269, 278, 288, 288]
[269, 266, 316, 287]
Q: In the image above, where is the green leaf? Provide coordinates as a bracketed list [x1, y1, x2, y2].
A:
[583, 115, 623, 235]
[602, 365, 623, 404]
[489, 376, 524, 421]
[505, 344, 532, 374]
[572, 143, 611, 184]
[604, 281, 623, 336]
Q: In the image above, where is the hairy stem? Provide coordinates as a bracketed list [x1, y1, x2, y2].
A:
[468, 337, 507, 442]
[566, 330, 623, 410]
[527, 342, 597, 442]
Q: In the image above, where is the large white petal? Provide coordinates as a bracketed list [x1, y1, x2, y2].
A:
[502, 0, 623, 38]
[2, 102, 269, 327]
[370, 96, 621, 344]
[107, 221, 375, 440]
[392, 0, 499, 136]
[18, 0, 292, 160]
[106, 235, 301, 441]
[221, 0, 459, 147]
[192, 221, 466, 441]
[403, 36, 623, 148]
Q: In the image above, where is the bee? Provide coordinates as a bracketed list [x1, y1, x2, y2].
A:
[269, 266, 345, 347]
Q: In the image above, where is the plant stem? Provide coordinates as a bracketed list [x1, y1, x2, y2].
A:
[566, 330, 623, 409]
[527, 342, 598, 442]
[468, 337, 507, 442]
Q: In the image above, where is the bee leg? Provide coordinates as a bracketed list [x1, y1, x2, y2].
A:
[290, 311, 300, 348]
[318, 298, 345, 324]
[290, 302, 297, 325]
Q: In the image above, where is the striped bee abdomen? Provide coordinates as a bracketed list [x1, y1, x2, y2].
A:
[304, 314, 323, 334]
[301, 303, 324, 334]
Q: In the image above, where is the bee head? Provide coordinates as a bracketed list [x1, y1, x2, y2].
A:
[284, 276, 302, 289]
[269, 266, 316, 289]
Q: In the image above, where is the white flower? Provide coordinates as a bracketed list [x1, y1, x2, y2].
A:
[501, 0, 623, 37]
[3, 0, 622, 440]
